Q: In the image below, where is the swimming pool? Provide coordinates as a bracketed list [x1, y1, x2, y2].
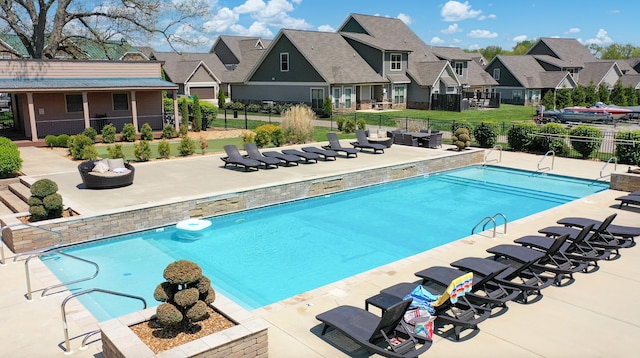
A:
[43, 166, 608, 321]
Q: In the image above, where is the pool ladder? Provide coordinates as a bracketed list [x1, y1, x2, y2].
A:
[596, 156, 617, 180]
[484, 145, 502, 165]
[537, 150, 555, 172]
[472, 213, 507, 238]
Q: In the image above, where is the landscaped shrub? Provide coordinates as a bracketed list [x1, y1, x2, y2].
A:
[157, 139, 171, 158]
[192, 95, 202, 132]
[28, 178, 63, 221]
[254, 124, 281, 147]
[473, 122, 498, 148]
[81, 145, 99, 160]
[452, 128, 471, 151]
[451, 121, 473, 135]
[134, 140, 152, 161]
[356, 118, 366, 131]
[68, 134, 95, 160]
[530, 123, 568, 155]
[199, 137, 208, 155]
[162, 125, 177, 139]
[81, 127, 97, 142]
[178, 136, 195, 156]
[615, 130, 640, 165]
[179, 124, 188, 138]
[0, 137, 22, 178]
[336, 117, 345, 131]
[140, 123, 154, 141]
[101, 124, 117, 143]
[508, 123, 537, 151]
[272, 127, 285, 146]
[107, 144, 125, 159]
[322, 96, 332, 118]
[45, 135, 57, 148]
[217, 88, 226, 109]
[246, 103, 260, 112]
[121, 123, 137, 142]
[153, 260, 215, 330]
[343, 118, 356, 133]
[569, 125, 603, 159]
[200, 101, 218, 127]
[56, 134, 70, 147]
[281, 104, 314, 144]
[180, 98, 189, 127]
[241, 131, 256, 144]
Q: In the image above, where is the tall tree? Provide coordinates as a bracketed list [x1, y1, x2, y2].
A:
[0, 0, 205, 59]
[479, 45, 503, 62]
[512, 40, 535, 55]
[597, 83, 610, 104]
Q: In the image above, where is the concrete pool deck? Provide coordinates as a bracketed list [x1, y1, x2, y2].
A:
[1, 142, 639, 357]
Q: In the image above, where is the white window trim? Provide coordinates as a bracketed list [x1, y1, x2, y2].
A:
[390, 53, 402, 71]
[493, 68, 500, 80]
[280, 52, 289, 72]
[393, 85, 405, 104]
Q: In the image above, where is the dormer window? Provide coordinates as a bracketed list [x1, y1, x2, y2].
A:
[280, 53, 289, 72]
[390, 53, 402, 71]
[455, 62, 464, 76]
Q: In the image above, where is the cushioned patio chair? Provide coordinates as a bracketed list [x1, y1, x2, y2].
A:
[322, 132, 358, 158]
[243, 143, 280, 169]
[302, 146, 338, 161]
[262, 151, 302, 166]
[615, 194, 640, 209]
[515, 224, 610, 272]
[381, 273, 492, 341]
[556, 215, 640, 242]
[316, 298, 432, 358]
[220, 145, 261, 171]
[351, 129, 386, 154]
[78, 159, 135, 189]
[281, 149, 319, 163]
[538, 213, 634, 259]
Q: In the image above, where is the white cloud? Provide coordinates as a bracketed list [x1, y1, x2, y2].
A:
[431, 36, 446, 44]
[468, 43, 480, 50]
[317, 24, 334, 32]
[397, 13, 412, 25]
[467, 29, 498, 39]
[609, 9, 620, 14]
[229, 21, 274, 37]
[441, 23, 462, 34]
[441, 1, 482, 21]
[567, 27, 580, 33]
[478, 14, 496, 21]
[512, 35, 527, 42]
[585, 28, 613, 45]
[203, 7, 239, 33]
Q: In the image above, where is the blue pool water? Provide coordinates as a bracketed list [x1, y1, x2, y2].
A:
[43, 166, 607, 321]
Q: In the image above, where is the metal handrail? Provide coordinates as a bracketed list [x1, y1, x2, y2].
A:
[61, 288, 147, 353]
[537, 150, 555, 171]
[472, 213, 507, 238]
[598, 156, 617, 179]
[25, 251, 99, 301]
[1, 222, 65, 265]
[484, 144, 502, 164]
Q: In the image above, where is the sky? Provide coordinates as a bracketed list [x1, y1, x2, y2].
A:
[160, 0, 639, 53]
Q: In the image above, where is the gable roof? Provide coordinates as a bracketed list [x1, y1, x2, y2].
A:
[268, 29, 386, 84]
[408, 60, 454, 87]
[466, 60, 498, 87]
[430, 46, 472, 61]
[338, 14, 421, 53]
[578, 61, 622, 86]
[619, 74, 640, 89]
[492, 55, 546, 88]
[527, 37, 597, 67]
[211, 35, 271, 64]
[151, 52, 225, 84]
[210, 35, 272, 83]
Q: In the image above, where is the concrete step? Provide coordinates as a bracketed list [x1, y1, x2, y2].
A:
[0, 201, 14, 216]
[0, 188, 29, 213]
[9, 182, 31, 202]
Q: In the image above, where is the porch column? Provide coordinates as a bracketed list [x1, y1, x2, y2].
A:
[173, 90, 180, 132]
[130, 90, 139, 132]
[82, 91, 90, 129]
[26, 92, 37, 141]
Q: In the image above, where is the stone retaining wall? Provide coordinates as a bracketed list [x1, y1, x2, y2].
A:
[2, 150, 483, 253]
[610, 172, 640, 192]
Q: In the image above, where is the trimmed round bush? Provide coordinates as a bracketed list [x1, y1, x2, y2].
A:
[156, 303, 183, 326]
[121, 123, 137, 142]
[163, 259, 202, 285]
[28, 205, 47, 221]
[140, 123, 154, 141]
[82, 127, 97, 142]
[27, 196, 43, 206]
[507, 123, 537, 151]
[56, 134, 70, 147]
[473, 122, 498, 148]
[174, 287, 200, 307]
[45, 135, 57, 148]
[452, 128, 471, 151]
[569, 125, 603, 159]
[101, 124, 116, 143]
[134, 140, 151, 162]
[178, 136, 195, 156]
[615, 130, 640, 165]
[158, 139, 171, 159]
[43, 193, 63, 211]
[30, 178, 58, 197]
[68, 134, 94, 160]
[161, 125, 177, 139]
[0, 138, 22, 178]
[153, 282, 176, 302]
[185, 301, 209, 322]
[107, 144, 125, 159]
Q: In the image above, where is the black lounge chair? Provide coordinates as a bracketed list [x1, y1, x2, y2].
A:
[615, 194, 640, 209]
[515, 224, 610, 272]
[351, 129, 386, 154]
[221, 145, 261, 171]
[316, 298, 432, 358]
[302, 146, 338, 161]
[243, 143, 280, 169]
[414, 264, 520, 310]
[262, 151, 301, 166]
[381, 273, 491, 341]
[538, 214, 634, 259]
[557, 215, 640, 242]
[281, 149, 319, 163]
[452, 249, 554, 304]
[323, 132, 358, 158]
[487, 236, 588, 287]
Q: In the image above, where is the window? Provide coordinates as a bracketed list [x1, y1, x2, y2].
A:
[113, 93, 129, 111]
[333, 88, 341, 108]
[493, 68, 500, 80]
[311, 88, 324, 108]
[344, 87, 352, 108]
[65, 94, 83, 113]
[446, 86, 455, 93]
[390, 53, 402, 71]
[393, 86, 405, 104]
[280, 52, 289, 72]
[454, 62, 464, 76]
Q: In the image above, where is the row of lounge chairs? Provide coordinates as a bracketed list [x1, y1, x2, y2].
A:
[220, 131, 386, 171]
[315, 213, 638, 357]
[615, 190, 640, 209]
